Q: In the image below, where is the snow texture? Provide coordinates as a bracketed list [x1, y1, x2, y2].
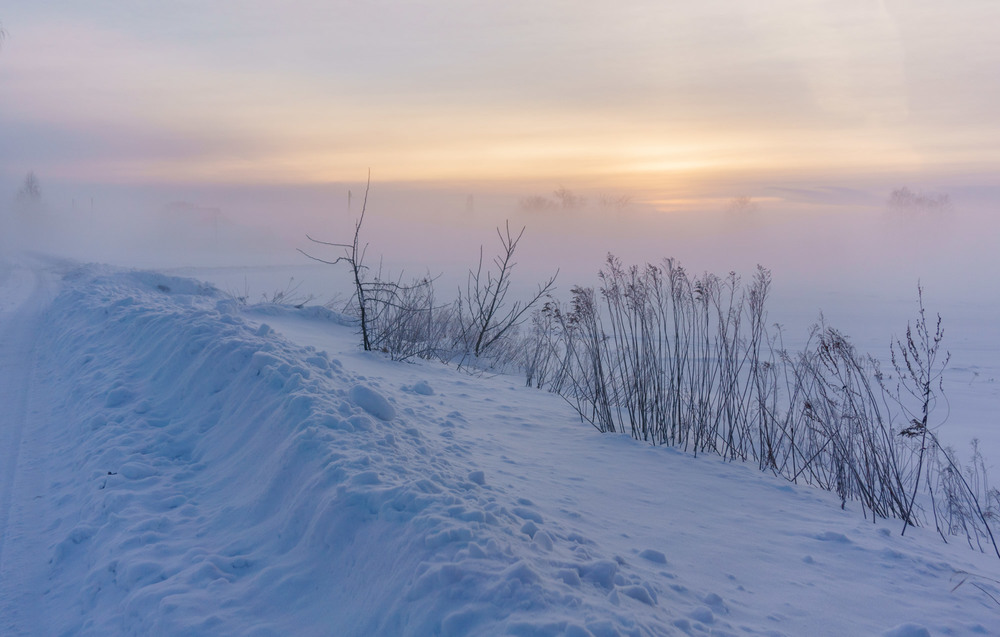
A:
[0, 258, 998, 636]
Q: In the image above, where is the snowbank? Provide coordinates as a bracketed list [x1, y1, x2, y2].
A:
[30, 267, 670, 635]
[0, 262, 997, 635]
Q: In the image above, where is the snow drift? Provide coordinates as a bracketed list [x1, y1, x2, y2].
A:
[1, 260, 998, 636]
[23, 266, 669, 635]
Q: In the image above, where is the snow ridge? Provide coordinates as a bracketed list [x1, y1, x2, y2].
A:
[34, 266, 670, 636]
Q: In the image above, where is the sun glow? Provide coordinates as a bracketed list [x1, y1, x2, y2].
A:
[1, 1, 999, 210]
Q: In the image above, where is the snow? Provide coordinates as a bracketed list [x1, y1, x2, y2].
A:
[1, 254, 999, 636]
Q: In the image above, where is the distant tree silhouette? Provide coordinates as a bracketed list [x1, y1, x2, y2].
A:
[887, 187, 950, 218]
[17, 171, 41, 204]
[726, 195, 759, 215]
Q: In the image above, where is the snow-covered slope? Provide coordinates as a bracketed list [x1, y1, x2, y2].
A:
[1, 259, 998, 636]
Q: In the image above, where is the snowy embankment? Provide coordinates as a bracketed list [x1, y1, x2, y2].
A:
[1, 259, 999, 636]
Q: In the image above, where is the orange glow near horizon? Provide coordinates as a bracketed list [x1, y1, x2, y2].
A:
[2, 2, 999, 211]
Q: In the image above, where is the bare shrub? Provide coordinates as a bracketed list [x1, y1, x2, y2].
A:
[523, 254, 1000, 555]
[294, 181, 1000, 555]
[799, 324, 912, 521]
[925, 441, 1000, 557]
[523, 304, 563, 389]
[550, 284, 617, 433]
[883, 286, 949, 533]
[262, 278, 315, 307]
[877, 289, 999, 555]
[226, 277, 315, 308]
[546, 256, 771, 450]
[365, 270, 449, 361]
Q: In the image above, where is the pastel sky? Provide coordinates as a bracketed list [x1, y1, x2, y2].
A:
[2, 1, 999, 209]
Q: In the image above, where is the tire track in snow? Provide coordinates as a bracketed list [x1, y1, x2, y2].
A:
[0, 259, 59, 635]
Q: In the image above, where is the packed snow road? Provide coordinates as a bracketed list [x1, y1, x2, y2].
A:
[0, 256, 998, 635]
[0, 256, 65, 635]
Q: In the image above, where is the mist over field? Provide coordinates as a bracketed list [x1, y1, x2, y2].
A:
[5, 4, 1000, 633]
[2, 174, 996, 302]
[8, 173, 1000, 456]
[2, 171, 999, 458]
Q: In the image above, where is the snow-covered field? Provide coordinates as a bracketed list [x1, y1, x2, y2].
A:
[1, 253, 999, 636]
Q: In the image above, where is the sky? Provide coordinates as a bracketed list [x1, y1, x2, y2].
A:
[2, 1, 1000, 212]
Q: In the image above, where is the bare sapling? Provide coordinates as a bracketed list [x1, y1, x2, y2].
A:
[299, 175, 376, 351]
[456, 221, 557, 363]
[299, 174, 445, 359]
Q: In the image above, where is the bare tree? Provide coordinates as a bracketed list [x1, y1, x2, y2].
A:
[456, 221, 557, 361]
[299, 174, 446, 360]
[299, 175, 377, 350]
